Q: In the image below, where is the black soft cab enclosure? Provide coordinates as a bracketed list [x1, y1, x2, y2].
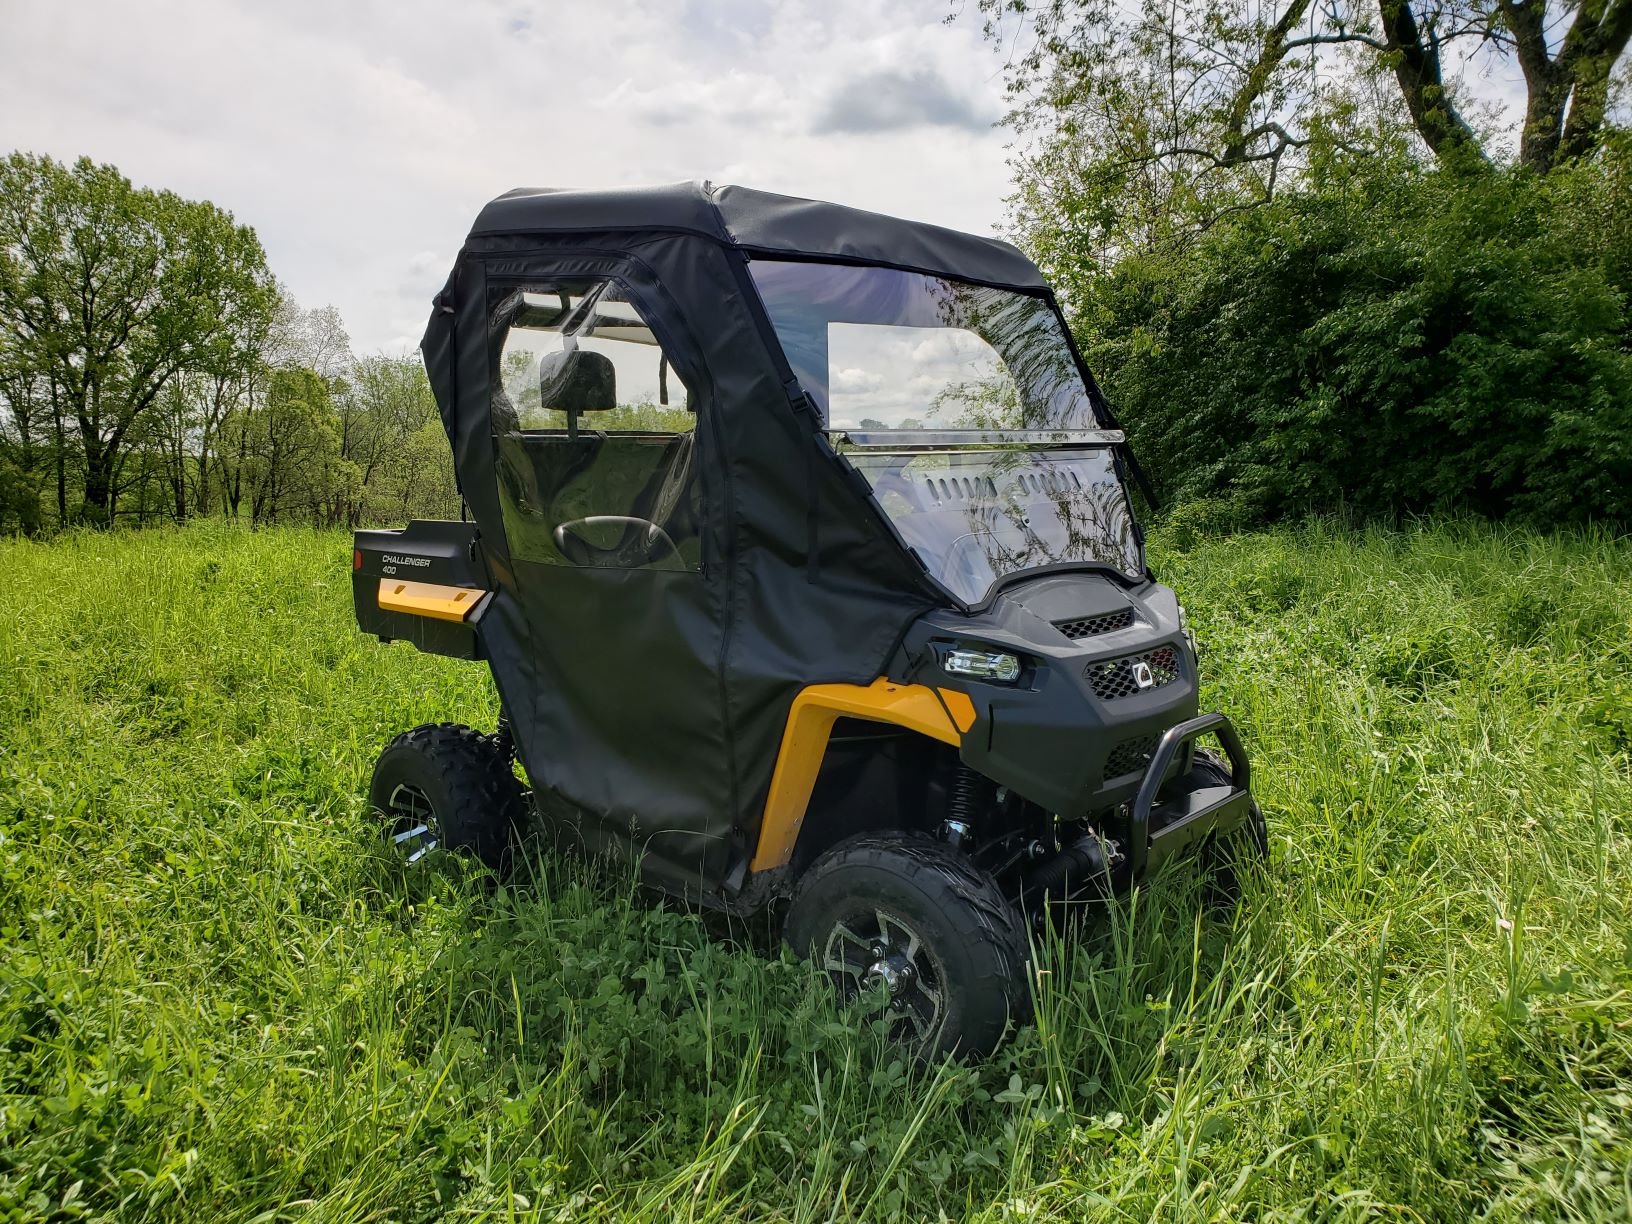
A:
[352, 181, 1267, 1058]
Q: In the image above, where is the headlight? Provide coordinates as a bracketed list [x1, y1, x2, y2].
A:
[943, 647, 1021, 682]
[1178, 604, 1198, 657]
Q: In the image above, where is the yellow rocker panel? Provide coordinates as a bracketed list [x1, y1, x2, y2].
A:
[377, 578, 485, 623]
[749, 678, 978, 872]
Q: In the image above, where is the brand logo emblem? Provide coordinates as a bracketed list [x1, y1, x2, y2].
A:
[1132, 661, 1155, 689]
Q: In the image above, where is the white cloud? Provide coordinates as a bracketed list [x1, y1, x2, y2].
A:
[814, 67, 999, 134]
[827, 323, 1009, 427]
[0, 0, 1014, 353]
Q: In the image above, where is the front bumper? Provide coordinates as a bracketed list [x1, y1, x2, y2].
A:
[1129, 712, 1253, 879]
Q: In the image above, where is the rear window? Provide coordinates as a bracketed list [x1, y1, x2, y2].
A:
[494, 282, 692, 433]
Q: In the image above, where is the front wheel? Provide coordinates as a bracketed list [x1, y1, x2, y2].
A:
[784, 833, 1030, 1060]
[368, 723, 527, 872]
[1190, 748, 1269, 905]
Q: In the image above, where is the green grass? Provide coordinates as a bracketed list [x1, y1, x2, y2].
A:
[1, 518, 1629, 1222]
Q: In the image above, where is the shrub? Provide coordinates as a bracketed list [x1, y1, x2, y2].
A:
[1082, 144, 1632, 528]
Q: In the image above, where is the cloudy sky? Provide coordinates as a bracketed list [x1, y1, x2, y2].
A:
[1, 0, 1016, 354]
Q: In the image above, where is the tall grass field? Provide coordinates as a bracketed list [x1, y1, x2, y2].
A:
[1, 520, 1629, 1221]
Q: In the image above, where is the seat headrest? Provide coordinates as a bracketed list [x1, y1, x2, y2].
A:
[540, 348, 616, 412]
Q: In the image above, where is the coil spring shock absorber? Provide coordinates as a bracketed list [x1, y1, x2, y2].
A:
[941, 764, 980, 848]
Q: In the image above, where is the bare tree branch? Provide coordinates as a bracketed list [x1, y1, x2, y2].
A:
[1221, 0, 1316, 163]
[1283, 30, 1393, 50]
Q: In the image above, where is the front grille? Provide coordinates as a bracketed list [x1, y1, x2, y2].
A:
[1085, 644, 1181, 700]
[1055, 608, 1135, 640]
[1104, 734, 1157, 780]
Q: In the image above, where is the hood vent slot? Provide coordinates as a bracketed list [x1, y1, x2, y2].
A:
[1054, 608, 1134, 640]
[922, 468, 1084, 504]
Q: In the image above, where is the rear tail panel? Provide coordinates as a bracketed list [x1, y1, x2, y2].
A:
[353, 520, 492, 660]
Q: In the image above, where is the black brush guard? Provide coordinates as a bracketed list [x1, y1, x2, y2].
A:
[1130, 711, 1252, 878]
[1020, 712, 1254, 905]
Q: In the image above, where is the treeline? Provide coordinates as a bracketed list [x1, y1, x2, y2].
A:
[13, 0, 1632, 539]
[976, 0, 1632, 528]
[0, 153, 457, 534]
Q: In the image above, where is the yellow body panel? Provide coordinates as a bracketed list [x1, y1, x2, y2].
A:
[748, 678, 976, 872]
[377, 578, 485, 623]
[940, 688, 977, 734]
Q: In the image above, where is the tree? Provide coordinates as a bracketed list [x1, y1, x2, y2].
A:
[334, 353, 443, 526]
[292, 304, 354, 382]
[1064, 144, 1632, 525]
[0, 153, 277, 524]
[225, 367, 351, 527]
[0, 336, 46, 533]
[0, 336, 45, 521]
[970, 0, 1631, 284]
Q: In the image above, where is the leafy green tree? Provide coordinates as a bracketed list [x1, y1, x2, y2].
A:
[224, 367, 352, 526]
[969, 0, 1632, 289]
[1079, 148, 1632, 524]
[0, 453, 42, 533]
[0, 153, 276, 524]
[0, 335, 47, 528]
[390, 416, 461, 522]
[335, 353, 442, 526]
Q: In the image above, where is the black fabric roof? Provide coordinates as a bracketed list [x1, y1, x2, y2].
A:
[469, 181, 1047, 291]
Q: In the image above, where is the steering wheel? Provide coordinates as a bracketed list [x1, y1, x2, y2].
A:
[552, 515, 681, 569]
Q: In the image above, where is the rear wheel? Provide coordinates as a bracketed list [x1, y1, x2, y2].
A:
[784, 833, 1030, 1059]
[368, 723, 527, 872]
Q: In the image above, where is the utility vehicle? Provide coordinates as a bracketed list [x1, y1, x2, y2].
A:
[354, 182, 1266, 1057]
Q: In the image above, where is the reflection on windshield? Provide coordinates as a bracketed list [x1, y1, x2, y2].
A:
[848, 448, 1141, 602]
[749, 261, 1097, 432]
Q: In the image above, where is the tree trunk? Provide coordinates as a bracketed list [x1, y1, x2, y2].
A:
[1559, 0, 1632, 161]
[1504, 0, 1570, 170]
[195, 376, 231, 522]
[1378, 0, 1486, 166]
[49, 380, 68, 527]
[82, 442, 114, 526]
[136, 457, 153, 527]
[110, 445, 131, 526]
[1503, 0, 1632, 170]
[172, 437, 188, 522]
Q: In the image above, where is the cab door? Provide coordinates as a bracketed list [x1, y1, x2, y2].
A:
[484, 270, 732, 889]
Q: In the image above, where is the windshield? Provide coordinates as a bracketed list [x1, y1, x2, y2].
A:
[848, 449, 1141, 601]
[750, 260, 1141, 601]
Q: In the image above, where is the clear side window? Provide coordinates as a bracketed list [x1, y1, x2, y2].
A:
[826, 322, 1016, 430]
[490, 281, 702, 572]
[748, 260, 1097, 432]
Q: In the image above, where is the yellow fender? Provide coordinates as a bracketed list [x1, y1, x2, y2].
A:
[749, 678, 977, 872]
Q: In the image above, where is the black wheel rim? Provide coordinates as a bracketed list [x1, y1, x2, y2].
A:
[821, 908, 945, 1045]
[382, 782, 439, 865]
